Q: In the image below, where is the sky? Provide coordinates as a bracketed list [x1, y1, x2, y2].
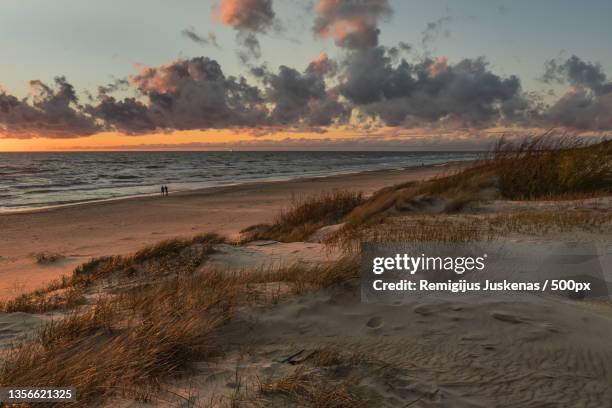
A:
[1, 0, 611, 151]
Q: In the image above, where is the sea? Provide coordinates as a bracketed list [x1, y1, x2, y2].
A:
[0, 151, 479, 212]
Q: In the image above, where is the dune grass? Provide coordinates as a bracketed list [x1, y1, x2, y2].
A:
[241, 190, 364, 242]
[327, 210, 612, 252]
[339, 164, 497, 230]
[1, 233, 225, 314]
[0, 233, 359, 407]
[326, 136, 610, 247]
[258, 366, 365, 408]
[488, 135, 611, 199]
[1, 273, 237, 406]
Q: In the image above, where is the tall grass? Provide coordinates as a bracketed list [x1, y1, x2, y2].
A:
[0, 238, 359, 407]
[0, 274, 236, 406]
[242, 190, 364, 242]
[330, 136, 610, 242]
[488, 136, 611, 199]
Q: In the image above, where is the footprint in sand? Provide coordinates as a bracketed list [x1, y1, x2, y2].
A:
[366, 316, 384, 329]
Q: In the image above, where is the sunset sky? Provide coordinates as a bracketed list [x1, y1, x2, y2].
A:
[1, 0, 611, 151]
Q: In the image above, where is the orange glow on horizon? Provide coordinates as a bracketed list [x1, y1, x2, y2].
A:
[0, 126, 567, 152]
[0, 128, 361, 152]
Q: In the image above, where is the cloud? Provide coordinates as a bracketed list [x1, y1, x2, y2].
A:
[213, 0, 278, 62]
[541, 55, 612, 130]
[312, 0, 392, 49]
[86, 96, 156, 134]
[88, 57, 268, 133]
[5, 52, 612, 139]
[181, 27, 221, 49]
[544, 88, 612, 131]
[338, 47, 530, 127]
[254, 56, 348, 127]
[215, 0, 276, 32]
[236, 32, 262, 63]
[0, 76, 99, 139]
[306, 52, 338, 76]
[542, 55, 611, 93]
[421, 15, 451, 51]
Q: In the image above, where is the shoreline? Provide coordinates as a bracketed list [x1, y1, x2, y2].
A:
[0, 161, 463, 216]
[0, 161, 469, 300]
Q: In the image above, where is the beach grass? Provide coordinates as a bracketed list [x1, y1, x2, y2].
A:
[325, 136, 611, 248]
[327, 210, 612, 252]
[488, 135, 611, 199]
[1, 233, 225, 314]
[241, 190, 364, 242]
[0, 238, 359, 407]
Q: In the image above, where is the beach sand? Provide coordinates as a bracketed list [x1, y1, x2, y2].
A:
[0, 163, 463, 301]
[1, 156, 611, 407]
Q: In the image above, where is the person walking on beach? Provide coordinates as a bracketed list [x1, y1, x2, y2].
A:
[164, 185, 169, 196]
[161, 185, 165, 196]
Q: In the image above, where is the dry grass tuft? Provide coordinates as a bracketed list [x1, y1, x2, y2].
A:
[1, 283, 85, 314]
[244, 256, 359, 295]
[35, 252, 65, 264]
[258, 367, 365, 408]
[241, 191, 364, 242]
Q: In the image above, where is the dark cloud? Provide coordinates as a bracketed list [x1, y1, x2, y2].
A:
[544, 88, 612, 131]
[541, 56, 612, 130]
[542, 55, 611, 93]
[256, 57, 348, 127]
[87, 96, 156, 134]
[5, 51, 612, 139]
[387, 42, 413, 62]
[96, 78, 130, 97]
[236, 32, 262, 63]
[0, 76, 99, 139]
[421, 16, 451, 50]
[87, 55, 347, 134]
[312, 0, 392, 49]
[338, 47, 530, 127]
[88, 57, 268, 133]
[181, 27, 221, 49]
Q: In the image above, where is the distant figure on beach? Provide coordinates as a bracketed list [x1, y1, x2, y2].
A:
[161, 185, 165, 196]
[164, 185, 169, 196]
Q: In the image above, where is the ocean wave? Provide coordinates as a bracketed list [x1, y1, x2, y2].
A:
[113, 175, 142, 180]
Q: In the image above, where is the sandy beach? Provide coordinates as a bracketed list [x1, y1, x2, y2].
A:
[0, 143, 610, 407]
[0, 163, 463, 301]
